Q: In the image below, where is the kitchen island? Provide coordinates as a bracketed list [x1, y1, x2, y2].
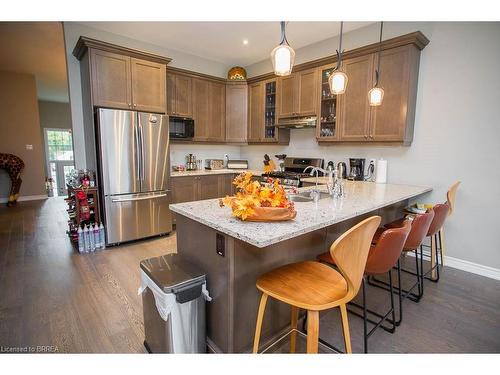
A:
[170, 181, 431, 353]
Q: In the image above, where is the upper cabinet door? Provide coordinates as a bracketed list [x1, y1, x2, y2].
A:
[174, 75, 193, 117]
[192, 78, 210, 140]
[130, 58, 166, 113]
[338, 54, 375, 141]
[208, 82, 226, 141]
[248, 82, 264, 141]
[166, 73, 176, 115]
[297, 68, 319, 116]
[91, 50, 132, 110]
[225, 83, 248, 142]
[370, 46, 411, 142]
[277, 74, 296, 118]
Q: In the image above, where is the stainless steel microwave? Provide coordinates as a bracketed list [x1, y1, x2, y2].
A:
[169, 116, 195, 139]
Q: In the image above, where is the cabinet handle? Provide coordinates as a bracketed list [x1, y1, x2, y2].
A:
[128, 103, 132, 107]
[364, 135, 368, 139]
[133, 103, 137, 108]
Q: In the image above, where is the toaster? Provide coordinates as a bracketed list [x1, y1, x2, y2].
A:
[204, 159, 225, 170]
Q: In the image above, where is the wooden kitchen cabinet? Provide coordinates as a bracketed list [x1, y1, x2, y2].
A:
[130, 58, 166, 113]
[192, 78, 210, 140]
[88, 48, 167, 113]
[369, 45, 419, 143]
[247, 82, 264, 141]
[198, 175, 221, 200]
[277, 74, 296, 118]
[219, 174, 235, 197]
[247, 79, 289, 144]
[277, 67, 319, 118]
[167, 72, 193, 117]
[225, 81, 248, 143]
[208, 82, 226, 141]
[332, 45, 420, 144]
[171, 174, 235, 204]
[297, 68, 319, 116]
[191, 79, 225, 141]
[90, 49, 132, 110]
[338, 54, 375, 141]
[170, 176, 199, 204]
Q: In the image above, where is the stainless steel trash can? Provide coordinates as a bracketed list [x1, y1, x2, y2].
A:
[140, 253, 208, 353]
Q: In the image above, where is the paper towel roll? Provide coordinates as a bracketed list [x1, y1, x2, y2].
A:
[375, 159, 387, 184]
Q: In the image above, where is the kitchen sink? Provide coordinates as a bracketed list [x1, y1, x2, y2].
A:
[288, 191, 330, 202]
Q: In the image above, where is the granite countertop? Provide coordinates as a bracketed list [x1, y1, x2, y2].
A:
[170, 181, 432, 248]
[171, 169, 263, 177]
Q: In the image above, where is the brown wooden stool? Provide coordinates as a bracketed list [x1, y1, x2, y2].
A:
[252, 216, 381, 354]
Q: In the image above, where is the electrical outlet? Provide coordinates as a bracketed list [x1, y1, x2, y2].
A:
[216, 233, 225, 257]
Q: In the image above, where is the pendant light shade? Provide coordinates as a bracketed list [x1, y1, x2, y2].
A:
[368, 87, 384, 106]
[369, 22, 385, 107]
[271, 22, 295, 76]
[328, 21, 348, 95]
[329, 71, 348, 95]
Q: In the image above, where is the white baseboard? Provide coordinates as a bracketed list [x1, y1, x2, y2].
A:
[0, 194, 48, 203]
[407, 249, 500, 281]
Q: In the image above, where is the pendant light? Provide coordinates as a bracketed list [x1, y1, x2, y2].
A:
[369, 22, 385, 106]
[328, 21, 348, 95]
[271, 21, 295, 76]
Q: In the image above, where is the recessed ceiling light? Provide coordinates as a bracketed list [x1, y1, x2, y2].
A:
[243, 39, 249, 45]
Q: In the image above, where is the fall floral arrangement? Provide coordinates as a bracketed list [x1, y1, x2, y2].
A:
[219, 172, 296, 221]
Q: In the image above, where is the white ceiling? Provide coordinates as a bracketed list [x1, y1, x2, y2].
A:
[80, 22, 373, 66]
[0, 22, 69, 102]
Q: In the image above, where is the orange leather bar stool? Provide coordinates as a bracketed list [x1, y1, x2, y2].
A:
[316, 220, 411, 353]
[425, 181, 461, 279]
[422, 203, 450, 282]
[368, 209, 435, 304]
[252, 216, 381, 354]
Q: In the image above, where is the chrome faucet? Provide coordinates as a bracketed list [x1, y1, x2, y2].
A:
[303, 166, 326, 187]
[303, 166, 326, 202]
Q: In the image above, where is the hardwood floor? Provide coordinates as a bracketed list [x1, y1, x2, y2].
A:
[0, 198, 499, 353]
[0, 197, 176, 353]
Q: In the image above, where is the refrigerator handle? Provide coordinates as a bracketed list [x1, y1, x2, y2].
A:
[111, 193, 168, 203]
[139, 123, 145, 181]
[134, 122, 141, 182]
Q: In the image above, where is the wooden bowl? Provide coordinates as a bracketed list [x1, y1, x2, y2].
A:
[245, 206, 297, 222]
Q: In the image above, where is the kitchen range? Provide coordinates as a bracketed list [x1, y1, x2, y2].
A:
[260, 156, 324, 188]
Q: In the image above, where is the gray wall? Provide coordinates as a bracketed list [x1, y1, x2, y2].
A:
[63, 22, 233, 168]
[242, 22, 500, 269]
[0, 71, 47, 199]
[38, 100, 72, 130]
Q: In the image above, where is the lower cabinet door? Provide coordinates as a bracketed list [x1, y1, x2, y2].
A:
[104, 192, 172, 245]
[198, 175, 220, 200]
[171, 176, 198, 203]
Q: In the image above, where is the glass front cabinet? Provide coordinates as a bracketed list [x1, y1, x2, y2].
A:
[316, 64, 340, 141]
[264, 80, 277, 140]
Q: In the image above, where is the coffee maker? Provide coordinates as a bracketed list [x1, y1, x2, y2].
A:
[348, 158, 365, 181]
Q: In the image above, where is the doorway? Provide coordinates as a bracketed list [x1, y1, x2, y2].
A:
[44, 128, 75, 197]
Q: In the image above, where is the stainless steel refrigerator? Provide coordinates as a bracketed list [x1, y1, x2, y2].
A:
[96, 108, 172, 245]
